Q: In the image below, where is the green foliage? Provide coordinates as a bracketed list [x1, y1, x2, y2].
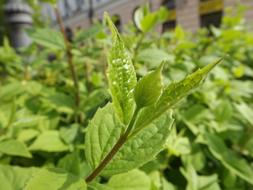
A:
[29, 130, 69, 152]
[204, 133, 253, 185]
[134, 63, 164, 108]
[101, 110, 173, 176]
[85, 103, 174, 176]
[27, 28, 65, 50]
[0, 165, 38, 190]
[136, 48, 172, 68]
[24, 168, 87, 190]
[85, 104, 123, 171]
[107, 169, 151, 190]
[0, 3, 253, 190]
[133, 58, 222, 134]
[0, 139, 32, 158]
[105, 12, 137, 125]
[134, 4, 168, 32]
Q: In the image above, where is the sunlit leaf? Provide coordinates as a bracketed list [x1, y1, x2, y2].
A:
[105, 13, 137, 125]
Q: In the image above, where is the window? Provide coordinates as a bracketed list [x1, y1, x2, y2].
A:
[162, 0, 176, 31]
[162, 20, 176, 32]
[162, 0, 176, 10]
[64, 0, 71, 16]
[199, 0, 223, 28]
[199, 0, 223, 15]
[75, 0, 85, 10]
[200, 11, 223, 28]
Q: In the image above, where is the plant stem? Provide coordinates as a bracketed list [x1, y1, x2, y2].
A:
[54, 6, 80, 115]
[123, 107, 139, 137]
[132, 33, 145, 62]
[85, 107, 139, 183]
[85, 133, 127, 183]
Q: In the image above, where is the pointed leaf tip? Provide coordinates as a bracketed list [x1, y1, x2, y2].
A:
[104, 12, 119, 41]
[134, 62, 164, 108]
[106, 12, 137, 124]
[133, 57, 222, 130]
[202, 57, 223, 74]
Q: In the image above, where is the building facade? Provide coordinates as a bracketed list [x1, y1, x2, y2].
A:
[42, 0, 253, 32]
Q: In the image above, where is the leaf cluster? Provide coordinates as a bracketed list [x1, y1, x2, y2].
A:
[0, 4, 252, 190]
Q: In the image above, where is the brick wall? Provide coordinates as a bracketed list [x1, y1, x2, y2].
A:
[224, 0, 253, 25]
[61, 0, 253, 31]
[224, 0, 237, 7]
[242, 0, 253, 24]
[95, 0, 146, 25]
[176, 0, 200, 32]
[62, 0, 164, 30]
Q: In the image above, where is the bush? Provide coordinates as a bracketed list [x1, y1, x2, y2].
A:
[0, 4, 253, 190]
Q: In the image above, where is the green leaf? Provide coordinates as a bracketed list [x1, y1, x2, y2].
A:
[134, 4, 149, 32]
[141, 13, 158, 32]
[74, 24, 104, 43]
[28, 28, 65, 50]
[46, 93, 75, 114]
[0, 37, 21, 63]
[85, 104, 123, 170]
[134, 63, 164, 108]
[89, 183, 113, 190]
[134, 58, 222, 131]
[161, 177, 177, 190]
[105, 12, 137, 125]
[108, 169, 151, 190]
[102, 111, 173, 175]
[182, 145, 206, 171]
[0, 139, 32, 158]
[157, 7, 169, 23]
[234, 102, 253, 126]
[18, 129, 39, 142]
[0, 81, 24, 101]
[29, 130, 69, 152]
[24, 168, 86, 190]
[60, 124, 79, 144]
[85, 103, 174, 176]
[57, 151, 80, 176]
[156, 58, 222, 113]
[133, 4, 162, 32]
[214, 100, 233, 123]
[183, 104, 209, 123]
[167, 128, 191, 156]
[181, 164, 221, 190]
[204, 133, 253, 185]
[137, 48, 173, 68]
[0, 165, 38, 190]
[13, 115, 43, 128]
[175, 26, 186, 41]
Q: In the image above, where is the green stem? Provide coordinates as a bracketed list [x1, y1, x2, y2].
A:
[85, 133, 127, 183]
[54, 6, 80, 119]
[132, 33, 145, 62]
[85, 107, 140, 183]
[124, 107, 140, 137]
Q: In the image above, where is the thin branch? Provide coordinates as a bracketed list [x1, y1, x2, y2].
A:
[85, 108, 139, 183]
[132, 33, 145, 62]
[54, 6, 80, 116]
[85, 134, 127, 183]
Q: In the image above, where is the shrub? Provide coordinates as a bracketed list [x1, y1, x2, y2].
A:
[0, 4, 253, 190]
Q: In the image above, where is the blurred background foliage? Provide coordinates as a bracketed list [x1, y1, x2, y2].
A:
[0, 2, 253, 190]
